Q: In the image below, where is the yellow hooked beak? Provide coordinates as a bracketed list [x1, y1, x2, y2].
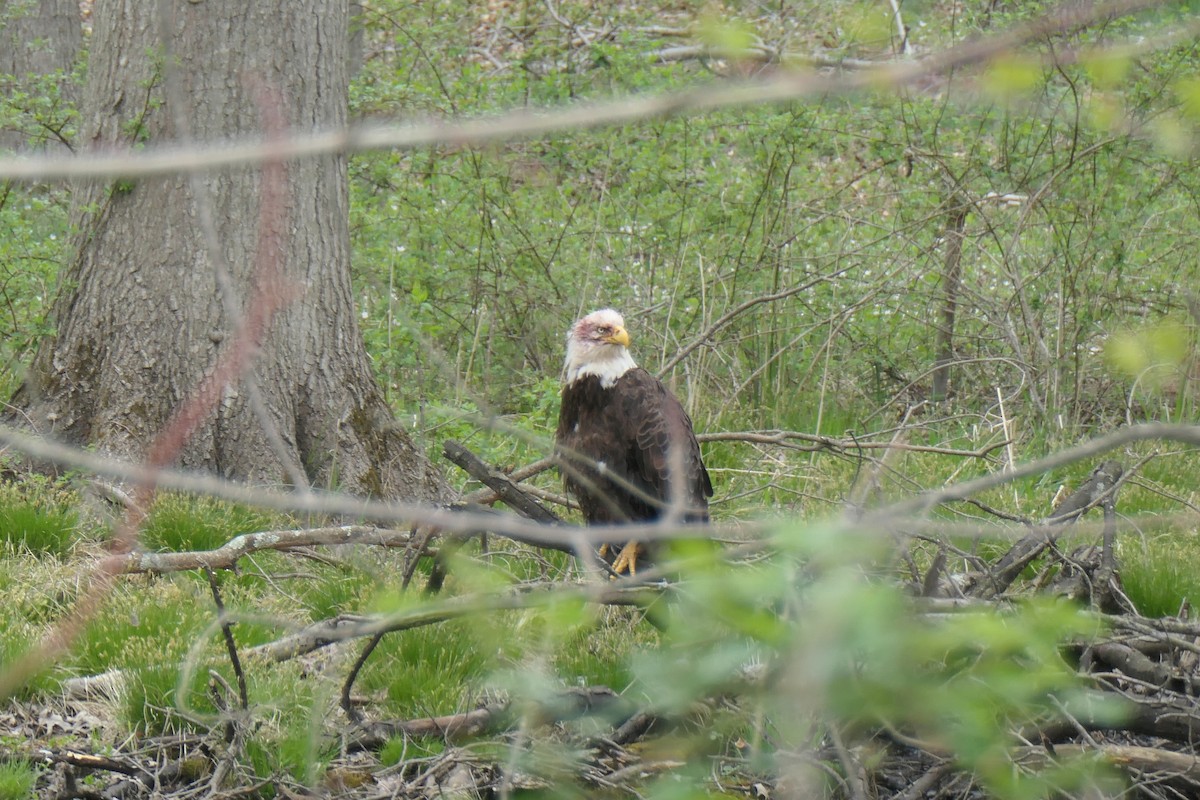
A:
[605, 326, 631, 347]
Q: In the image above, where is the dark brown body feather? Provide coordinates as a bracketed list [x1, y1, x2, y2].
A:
[555, 368, 712, 525]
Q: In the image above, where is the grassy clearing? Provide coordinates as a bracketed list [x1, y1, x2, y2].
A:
[0, 433, 1196, 790]
[0, 482, 668, 777]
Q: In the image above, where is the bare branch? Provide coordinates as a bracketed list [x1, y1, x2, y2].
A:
[697, 429, 1008, 458]
[444, 440, 563, 524]
[462, 456, 556, 505]
[348, 686, 630, 748]
[247, 582, 660, 663]
[1014, 742, 1200, 783]
[867, 422, 1200, 520]
[0, 423, 740, 547]
[0, 0, 1167, 183]
[657, 267, 854, 376]
[119, 525, 412, 574]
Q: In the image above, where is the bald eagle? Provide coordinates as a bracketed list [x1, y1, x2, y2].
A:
[555, 309, 712, 574]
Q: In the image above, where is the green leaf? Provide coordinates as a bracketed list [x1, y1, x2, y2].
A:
[1083, 50, 1131, 90]
[982, 55, 1042, 101]
[1151, 112, 1191, 156]
[696, 12, 757, 57]
[410, 279, 429, 304]
[1105, 320, 1192, 382]
[1174, 77, 1200, 122]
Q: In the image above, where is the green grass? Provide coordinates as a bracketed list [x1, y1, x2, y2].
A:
[141, 495, 282, 553]
[552, 606, 656, 692]
[1118, 533, 1200, 618]
[0, 555, 83, 695]
[0, 760, 37, 800]
[361, 619, 496, 718]
[379, 734, 443, 766]
[0, 485, 78, 557]
[122, 663, 207, 736]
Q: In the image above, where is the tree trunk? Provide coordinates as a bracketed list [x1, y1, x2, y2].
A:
[0, 0, 80, 152]
[9, 0, 449, 501]
[930, 197, 969, 404]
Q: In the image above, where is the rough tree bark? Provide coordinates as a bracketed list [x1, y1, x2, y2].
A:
[0, 0, 80, 151]
[8, 0, 449, 500]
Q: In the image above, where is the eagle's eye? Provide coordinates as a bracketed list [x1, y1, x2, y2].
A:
[597, 326, 611, 335]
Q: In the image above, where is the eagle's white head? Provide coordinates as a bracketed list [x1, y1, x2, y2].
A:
[563, 308, 638, 388]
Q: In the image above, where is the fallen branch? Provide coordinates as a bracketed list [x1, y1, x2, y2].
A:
[1015, 742, 1200, 784]
[348, 686, 632, 749]
[462, 456, 556, 507]
[444, 440, 563, 524]
[247, 582, 661, 663]
[116, 525, 415, 574]
[351, 704, 506, 747]
[972, 460, 1125, 601]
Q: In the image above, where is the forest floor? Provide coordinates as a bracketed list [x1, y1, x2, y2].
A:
[7, 454, 1200, 799]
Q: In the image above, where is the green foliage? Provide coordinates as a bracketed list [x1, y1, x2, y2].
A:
[630, 526, 1124, 799]
[343, 0, 1200, 446]
[982, 55, 1046, 102]
[1106, 320, 1191, 383]
[0, 182, 69, 398]
[0, 67, 80, 151]
[0, 759, 37, 800]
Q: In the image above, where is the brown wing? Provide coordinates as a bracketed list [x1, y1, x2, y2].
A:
[616, 368, 712, 522]
[556, 374, 647, 523]
[555, 370, 712, 524]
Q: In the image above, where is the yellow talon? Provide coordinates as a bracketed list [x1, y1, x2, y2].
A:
[609, 541, 641, 576]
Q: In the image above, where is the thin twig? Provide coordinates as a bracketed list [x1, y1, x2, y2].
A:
[246, 582, 660, 663]
[205, 568, 249, 713]
[341, 631, 386, 724]
[0, 0, 1169, 183]
[697, 429, 1008, 458]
